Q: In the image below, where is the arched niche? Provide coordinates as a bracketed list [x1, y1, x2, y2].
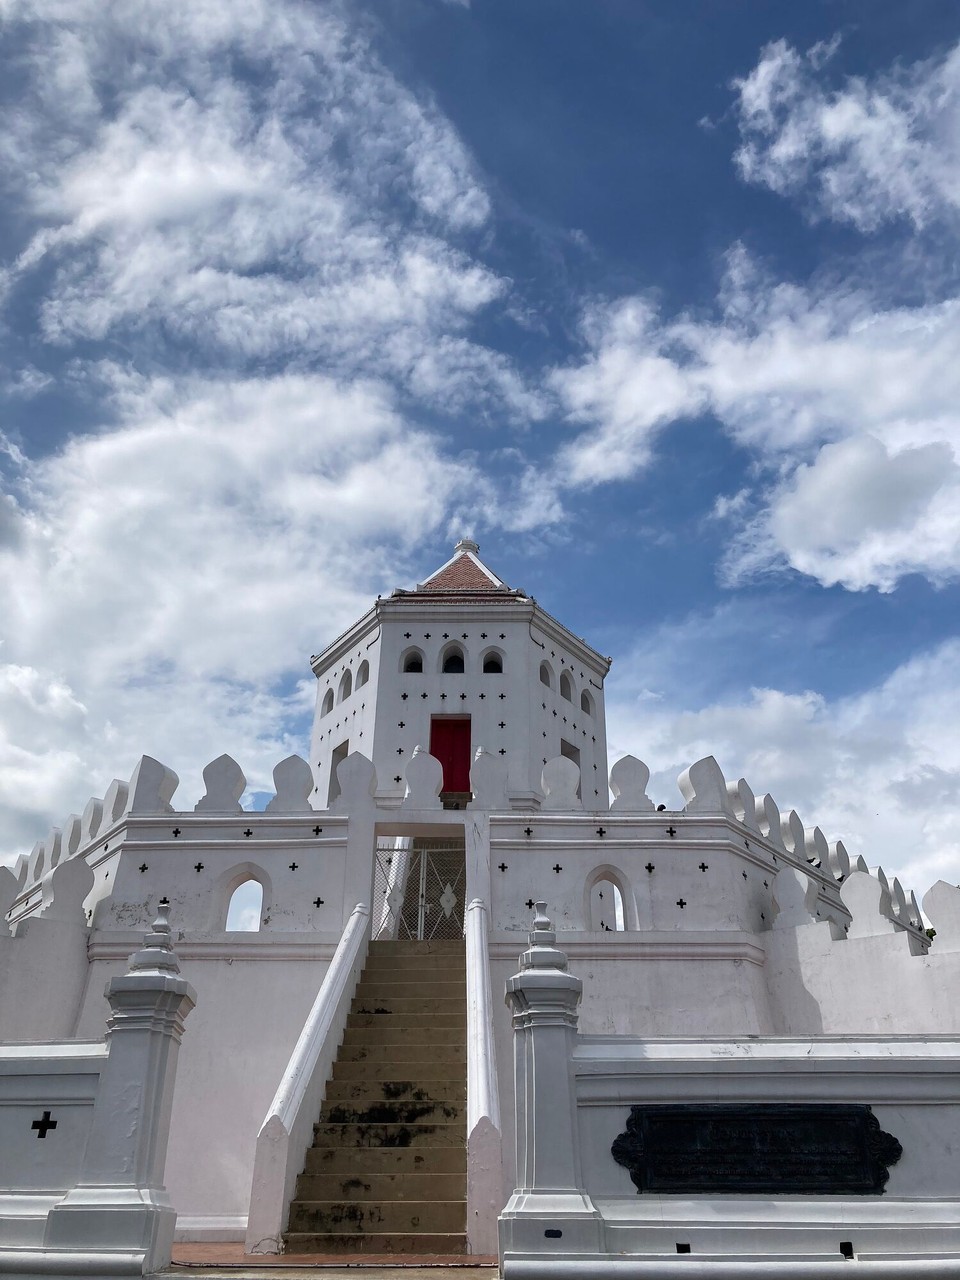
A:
[440, 643, 465, 674]
[217, 864, 272, 932]
[401, 647, 424, 674]
[337, 669, 352, 703]
[584, 864, 637, 931]
[580, 689, 593, 716]
[559, 670, 574, 703]
[539, 660, 554, 689]
[481, 648, 504, 674]
[356, 659, 370, 688]
[321, 688, 334, 717]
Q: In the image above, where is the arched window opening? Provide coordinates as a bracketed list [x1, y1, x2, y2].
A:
[356, 659, 369, 689]
[580, 690, 593, 716]
[590, 878, 625, 932]
[482, 652, 503, 674]
[321, 688, 334, 718]
[225, 878, 263, 932]
[442, 645, 465, 674]
[402, 648, 424, 673]
[337, 669, 352, 703]
[560, 670, 574, 702]
[539, 661, 554, 688]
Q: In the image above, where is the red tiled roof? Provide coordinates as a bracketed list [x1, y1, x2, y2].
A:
[420, 554, 504, 592]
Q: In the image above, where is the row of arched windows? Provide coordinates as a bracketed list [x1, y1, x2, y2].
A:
[402, 643, 503, 675]
[223, 866, 626, 933]
[540, 661, 594, 716]
[320, 659, 369, 717]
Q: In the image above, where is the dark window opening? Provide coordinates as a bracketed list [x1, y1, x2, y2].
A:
[482, 654, 503, 674]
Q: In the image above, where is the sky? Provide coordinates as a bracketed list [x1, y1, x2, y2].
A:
[1, 0, 958, 900]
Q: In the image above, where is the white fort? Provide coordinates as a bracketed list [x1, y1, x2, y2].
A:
[3, 540, 960, 1279]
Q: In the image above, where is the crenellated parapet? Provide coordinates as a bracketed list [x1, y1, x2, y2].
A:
[5, 744, 930, 953]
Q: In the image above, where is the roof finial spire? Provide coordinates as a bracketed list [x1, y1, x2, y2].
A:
[454, 537, 479, 555]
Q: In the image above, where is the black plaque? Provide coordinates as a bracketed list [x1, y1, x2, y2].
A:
[611, 1104, 901, 1195]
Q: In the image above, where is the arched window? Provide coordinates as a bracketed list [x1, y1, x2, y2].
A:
[441, 645, 465, 674]
[402, 648, 424, 673]
[580, 690, 593, 716]
[539, 661, 554, 689]
[321, 688, 334, 718]
[482, 651, 503, 674]
[356, 659, 370, 688]
[560, 670, 574, 702]
[337, 669, 352, 703]
[590, 878, 625, 932]
[225, 878, 263, 932]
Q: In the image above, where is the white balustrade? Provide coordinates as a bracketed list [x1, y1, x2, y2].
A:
[465, 897, 502, 1254]
[245, 902, 370, 1255]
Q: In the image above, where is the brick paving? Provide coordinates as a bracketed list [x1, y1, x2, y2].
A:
[164, 1242, 498, 1276]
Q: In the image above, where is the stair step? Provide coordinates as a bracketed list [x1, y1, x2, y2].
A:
[352, 996, 465, 1015]
[283, 1231, 467, 1254]
[336, 1042, 466, 1064]
[355, 981, 465, 999]
[312, 1121, 464, 1148]
[356, 967, 466, 984]
[325, 1078, 465, 1101]
[320, 1100, 463, 1125]
[294, 1171, 466, 1202]
[303, 1144, 466, 1176]
[347, 1013, 465, 1031]
[288, 1199, 466, 1234]
[341, 1026, 465, 1046]
[368, 940, 465, 953]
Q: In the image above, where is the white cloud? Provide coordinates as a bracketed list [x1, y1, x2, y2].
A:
[551, 248, 960, 591]
[764, 435, 959, 591]
[549, 35, 960, 589]
[550, 298, 706, 485]
[733, 37, 960, 231]
[0, 0, 541, 417]
[0, 368, 498, 859]
[607, 631, 960, 897]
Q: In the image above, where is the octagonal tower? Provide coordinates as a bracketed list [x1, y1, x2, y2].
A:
[309, 540, 611, 809]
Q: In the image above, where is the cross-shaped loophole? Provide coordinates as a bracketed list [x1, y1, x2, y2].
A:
[32, 1110, 57, 1139]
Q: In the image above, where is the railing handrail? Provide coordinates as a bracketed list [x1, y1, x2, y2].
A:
[465, 896, 500, 1134]
[263, 901, 369, 1133]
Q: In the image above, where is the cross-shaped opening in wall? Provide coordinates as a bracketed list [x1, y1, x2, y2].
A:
[32, 1111, 57, 1138]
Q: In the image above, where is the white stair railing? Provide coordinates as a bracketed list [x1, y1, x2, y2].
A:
[465, 896, 503, 1255]
[245, 902, 370, 1255]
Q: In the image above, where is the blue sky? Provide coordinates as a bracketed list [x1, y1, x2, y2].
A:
[1, 0, 958, 898]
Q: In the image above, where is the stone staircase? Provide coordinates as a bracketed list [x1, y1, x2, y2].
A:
[284, 938, 467, 1254]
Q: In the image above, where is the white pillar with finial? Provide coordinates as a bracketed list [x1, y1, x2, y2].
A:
[44, 902, 197, 1274]
[499, 902, 601, 1264]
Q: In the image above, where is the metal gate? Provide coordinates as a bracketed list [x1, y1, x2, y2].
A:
[372, 837, 466, 941]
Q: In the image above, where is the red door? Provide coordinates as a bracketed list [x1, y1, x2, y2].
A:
[429, 717, 472, 793]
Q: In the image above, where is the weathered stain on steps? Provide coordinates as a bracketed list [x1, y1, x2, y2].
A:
[284, 937, 467, 1255]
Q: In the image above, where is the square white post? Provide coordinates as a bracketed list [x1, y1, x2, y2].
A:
[45, 905, 196, 1273]
[499, 903, 601, 1260]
